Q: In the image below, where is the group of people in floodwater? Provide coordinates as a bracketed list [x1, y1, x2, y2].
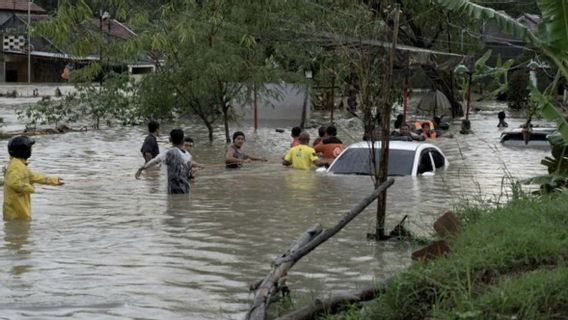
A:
[134, 121, 345, 195]
[1, 119, 348, 222]
[389, 114, 445, 141]
[1, 109, 513, 220]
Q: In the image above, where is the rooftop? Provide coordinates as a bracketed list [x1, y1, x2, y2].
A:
[0, 0, 46, 14]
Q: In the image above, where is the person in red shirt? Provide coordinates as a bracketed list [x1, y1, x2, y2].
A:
[312, 126, 327, 147]
[314, 126, 343, 160]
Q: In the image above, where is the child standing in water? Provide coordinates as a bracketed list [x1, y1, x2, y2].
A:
[183, 137, 205, 179]
[3, 136, 64, 220]
[135, 128, 192, 194]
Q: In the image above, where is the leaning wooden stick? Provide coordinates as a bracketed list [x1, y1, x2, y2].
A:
[275, 285, 386, 320]
[245, 178, 395, 320]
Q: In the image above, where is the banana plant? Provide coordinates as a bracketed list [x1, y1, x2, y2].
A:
[522, 133, 568, 193]
[436, 0, 568, 142]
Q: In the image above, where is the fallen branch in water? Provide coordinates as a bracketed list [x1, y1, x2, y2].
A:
[244, 178, 395, 320]
[275, 284, 386, 320]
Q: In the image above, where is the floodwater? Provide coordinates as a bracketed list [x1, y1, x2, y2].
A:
[0, 97, 550, 319]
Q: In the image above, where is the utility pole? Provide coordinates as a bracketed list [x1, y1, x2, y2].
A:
[27, 0, 31, 83]
[376, 3, 400, 240]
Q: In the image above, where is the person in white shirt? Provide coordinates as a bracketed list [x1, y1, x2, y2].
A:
[135, 128, 192, 194]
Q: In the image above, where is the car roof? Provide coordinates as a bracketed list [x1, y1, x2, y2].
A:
[345, 141, 433, 151]
[501, 127, 556, 135]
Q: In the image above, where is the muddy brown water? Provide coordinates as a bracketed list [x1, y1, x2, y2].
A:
[0, 98, 550, 319]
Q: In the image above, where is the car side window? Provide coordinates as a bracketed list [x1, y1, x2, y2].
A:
[431, 150, 445, 168]
[417, 151, 433, 174]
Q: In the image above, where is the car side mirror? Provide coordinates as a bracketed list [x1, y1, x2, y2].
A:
[315, 167, 327, 173]
[421, 171, 435, 176]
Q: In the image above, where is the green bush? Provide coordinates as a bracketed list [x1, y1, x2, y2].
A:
[330, 194, 568, 320]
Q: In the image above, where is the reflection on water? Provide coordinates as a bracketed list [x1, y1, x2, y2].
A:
[0, 99, 551, 319]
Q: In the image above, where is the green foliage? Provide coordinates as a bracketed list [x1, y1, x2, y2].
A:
[331, 194, 568, 320]
[454, 50, 515, 101]
[133, 73, 178, 120]
[18, 73, 139, 130]
[18, 95, 78, 131]
[523, 133, 568, 193]
[507, 70, 530, 110]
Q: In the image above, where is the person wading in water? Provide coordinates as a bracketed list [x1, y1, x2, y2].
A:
[140, 120, 160, 163]
[3, 136, 64, 220]
[135, 128, 192, 194]
[225, 131, 267, 169]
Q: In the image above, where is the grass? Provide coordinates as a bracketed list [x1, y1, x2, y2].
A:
[324, 192, 568, 320]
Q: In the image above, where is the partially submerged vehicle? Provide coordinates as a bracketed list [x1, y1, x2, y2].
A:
[321, 141, 449, 176]
[500, 127, 556, 146]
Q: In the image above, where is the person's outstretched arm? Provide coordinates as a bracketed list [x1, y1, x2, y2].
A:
[135, 152, 164, 179]
[30, 171, 63, 186]
[246, 154, 267, 162]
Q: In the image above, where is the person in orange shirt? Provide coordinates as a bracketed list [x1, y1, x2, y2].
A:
[420, 122, 437, 139]
[314, 126, 343, 160]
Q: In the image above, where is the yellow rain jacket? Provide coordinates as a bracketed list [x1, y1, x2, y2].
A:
[3, 157, 60, 220]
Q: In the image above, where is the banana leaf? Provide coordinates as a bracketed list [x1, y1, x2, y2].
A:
[531, 88, 568, 142]
[537, 0, 568, 53]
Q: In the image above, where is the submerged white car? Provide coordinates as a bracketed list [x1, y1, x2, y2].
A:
[322, 141, 449, 176]
[500, 127, 555, 146]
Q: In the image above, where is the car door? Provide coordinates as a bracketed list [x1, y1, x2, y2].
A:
[417, 149, 434, 174]
[430, 149, 446, 169]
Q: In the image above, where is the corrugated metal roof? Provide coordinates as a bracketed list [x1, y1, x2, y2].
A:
[0, 0, 45, 13]
[4, 49, 99, 61]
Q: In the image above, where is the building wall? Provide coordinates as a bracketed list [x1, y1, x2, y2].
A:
[4, 54, 26, 82]
[236, 83, 310, 122]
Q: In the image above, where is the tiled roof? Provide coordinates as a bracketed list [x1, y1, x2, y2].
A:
[0, 0, 46, 13]
[89, 18, 136, 40]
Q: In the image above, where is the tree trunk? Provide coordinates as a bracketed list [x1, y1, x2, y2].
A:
[223, 106, 230, 143]
[375, 4, 400, 241]
[275, 285, 386, 320]
[206, 121, 214, 142]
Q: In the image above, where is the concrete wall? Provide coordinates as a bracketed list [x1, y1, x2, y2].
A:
[236, 83, 310, 122]
[0, 83, 75, 97]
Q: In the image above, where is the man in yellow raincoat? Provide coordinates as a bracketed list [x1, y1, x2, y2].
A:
[3, 136, 63, 220]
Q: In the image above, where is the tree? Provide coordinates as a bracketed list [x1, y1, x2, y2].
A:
[435, 0, 568, 141]
[360, 0, 482, 118]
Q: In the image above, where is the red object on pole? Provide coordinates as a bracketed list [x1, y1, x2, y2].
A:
[253, 84, 258, 131]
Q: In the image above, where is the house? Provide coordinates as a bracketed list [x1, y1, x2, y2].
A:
[0, 0, 152, 83]
[481, 12, 540, 65]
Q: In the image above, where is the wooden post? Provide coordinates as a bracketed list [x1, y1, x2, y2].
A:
[253, 83, 258, 132]
[376, 4, 400, 240]
[330, 74, 335, 122]
[403, 72, 408, 124]
[465, 72, 472, 121]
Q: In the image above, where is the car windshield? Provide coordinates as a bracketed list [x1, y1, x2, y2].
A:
[500, 132, 550, 146]
[328, 148, 415, 176]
